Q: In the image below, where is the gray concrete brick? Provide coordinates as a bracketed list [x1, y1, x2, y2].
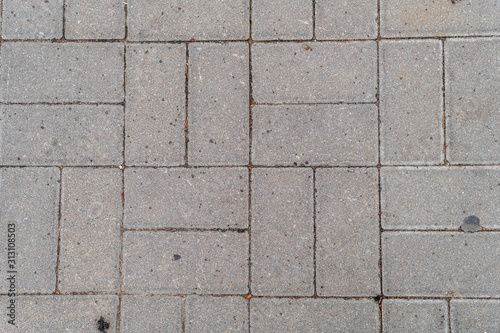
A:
[252, 42, 377, 103]
[188, 43, 249, 165]
[382, 299, 448, 333]
[121, 296, 182, 333]
[451, 300, 500, 333]
[381, 167, 500, 230]
[0, 42, 124, 103]
[381, 0, 500, 37]
[252, 0, 312, 40]
[251, 298, 379, 332]
[0, 295, 118, 332]
[380, 40, 444, 165]
[65, 0, 125, 39]
[2, 0, 63, 39]
[59, 168, 121, 292]
[123, 231, 248, 294]
[186, 296, 248, 332]
[124, 168, 248, 229]
[0, 168, 59, 293]
[316, 0, 377, 40]
[383, 232, 500, 297]
[0, 105, 123, 166]
[127, 0, 249, 41]
[251, 168, 313, 296]
[316, 168, 380, 296]
[445, 38, 500, 164]
[125, 44, 185, 166]
[252, 104, 378, 166]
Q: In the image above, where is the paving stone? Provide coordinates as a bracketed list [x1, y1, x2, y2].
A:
[252, 0, 312, 40]
[123, 231, 248, 294]
[59, 168, 121, 292]
[380, 40, 444, 165]
[381, 167, 500, 230]
[451, 300, 500, 333]
[2, 0, 63, 39]
[125, 44, 185, 166]
[252, 104, 378, 166]
[186, 296, 248, 332]
[316, 168, 380, 296]
[251, 298, 379, 332]
[252, 42, 377, 103]
[0, 105, 123, 166]
[124, 168, 248, 229]
[383, 232, 500, 297]
[0, 168, 59, 293]
[251, 168, 313, 296]
[120, 296, 182, 333]
[316, 0, 378, 39]
[188, 43, 249, 165]
[382, 299, 448, 333]
[127, 0, 249, 41]
[445, 38, 500, 164]
[65, 0, 125, 39]
[0, 42, 124, 103]
[0, 295, 117, 332]
[381, 0, 500, 37]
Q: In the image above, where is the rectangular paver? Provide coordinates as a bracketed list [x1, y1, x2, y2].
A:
[188, 43, 249, 165]
[0, 168, 59, 293]
[252, 41, 377, 103]
[381, 167, 500, 230]
[252, 104, 378, 166]
[445, 38, 500, 164]
[124, 168, 248, 229]
[127, 0, 249, 41]
[380, 40, 444, 164]
[382, 299, 448, 333]
[251, 168, 314, 296]
[120, 296, 182, 333]
[123, 231, 249, 294]
[59, 168, 122, 292]
[381, 0, 500, 37]
[186, 296, 248, 332]
[383, 232, 500, 297]
[451, 300, 500, 333]
[0, 105, 123, 166]
[316, 168, 380, 296]
[126, 44, 185, 166]
[0, 42, 124, 103]
[250, 298, 379, 332]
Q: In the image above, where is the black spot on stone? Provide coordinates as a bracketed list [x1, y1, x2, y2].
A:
[450, 0, 462, 3]
[173, 254, 181, 261]
[461, 215, 482, 233]
[97, 317, 110, 332]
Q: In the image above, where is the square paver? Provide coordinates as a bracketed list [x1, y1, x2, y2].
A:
[445, 38, 500, 164]
[252, 0, 312, 40]
[252, 104, 378, 166]
[316, 0, 378, 39]
[251, 168, 314, 296]
[252, 41, 377, 103]
[124, 168, 248, 229]
[120, 296, 182, 333]
[59, 168, 122, 292]
[126, 44, 186, 166]
[0, 105, 123, 166]
[186, 296, 248, 332]
[188, 42, 249, 165]
[65, 0, 125, 39]
[451, 300, 500, 333]
[2, 0, 63, 39]
[316, 168, 380, 296]
[382, 299, 448, 333]
[123, 231, 249, 294]
[380, 40, 444, 164]
[127, 0, 249, 41]
[0, 168, 59, 293]
[383, 232, 500, 297]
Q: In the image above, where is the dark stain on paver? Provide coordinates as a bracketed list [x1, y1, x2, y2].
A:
[173, 254, 182, 260]
[96, 317, 110, 332]
[461, 215, 482, 233]
[450, 0, 462, 4]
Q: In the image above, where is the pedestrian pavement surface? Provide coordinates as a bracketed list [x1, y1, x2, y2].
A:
[0, 0, 499, 332]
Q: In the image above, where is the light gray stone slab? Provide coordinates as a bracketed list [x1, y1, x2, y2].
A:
[382, 299, 448, 333]
[186, 296, 248, 332]
[451, 300, 500, 333]
[120, 296, 182, 333]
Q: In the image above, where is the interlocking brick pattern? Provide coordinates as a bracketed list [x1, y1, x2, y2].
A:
[0, 0, 499, 331]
